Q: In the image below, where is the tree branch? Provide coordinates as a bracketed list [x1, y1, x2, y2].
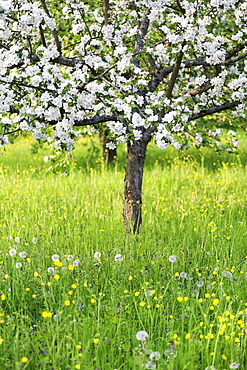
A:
[74, 114, 119, 126]
[3, 128, 21, 136]
[102, 0, 110, 25]
[166, 49, 183, 99]
[225, 40, 247, 60]
[189, 100, 241, 121]
[40, 0, 62, 54]
[133, 10, 150, 67]
[0, 79, 58, 94]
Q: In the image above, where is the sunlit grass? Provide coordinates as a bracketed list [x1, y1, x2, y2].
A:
[0, 135, 246, 369]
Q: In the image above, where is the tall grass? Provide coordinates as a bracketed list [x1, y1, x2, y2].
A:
[0, 135, 246, 369]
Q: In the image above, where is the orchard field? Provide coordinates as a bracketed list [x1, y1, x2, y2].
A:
[0, 135, 247, 370]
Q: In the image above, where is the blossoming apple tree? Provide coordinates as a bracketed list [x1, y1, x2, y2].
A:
[0, 0, 246, 232]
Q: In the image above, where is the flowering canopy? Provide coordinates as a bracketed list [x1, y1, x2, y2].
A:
[0, 0, 246, 152]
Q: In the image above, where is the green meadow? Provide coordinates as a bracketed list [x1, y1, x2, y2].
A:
[0, 135, 246, 369]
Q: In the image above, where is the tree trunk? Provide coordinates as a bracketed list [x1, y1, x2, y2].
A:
[103, 130, 117, 165]
[123, 139, 148, 233]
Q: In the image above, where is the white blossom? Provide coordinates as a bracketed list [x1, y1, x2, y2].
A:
[0, 0, 245, 158]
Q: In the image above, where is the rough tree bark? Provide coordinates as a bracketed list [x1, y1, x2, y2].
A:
[123, 138, 150, 233]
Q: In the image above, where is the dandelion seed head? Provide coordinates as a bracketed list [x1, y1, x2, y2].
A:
[94, 252, 101, 259]
[168, 255, 177, 263]
[72, 259, 80, 267]
[229, 362, 240, 369]
[145, 362, 156, 369]
[196, 280, 204, 287]
[136, 330, 148, 341]
[19, 251, 27, 258]
[114, 254, 123, 262]
[9, 248, 17, 257]
[150, 352, 161, 360]
[145, 289, 153, 297]
[180, 271, 187, 278]
[47, 267, 55, 274]
[164, 349, 177, 358]
[51, 254, 60, 261]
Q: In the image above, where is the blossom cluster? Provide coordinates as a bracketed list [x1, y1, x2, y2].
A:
[0, 0, 246, 152]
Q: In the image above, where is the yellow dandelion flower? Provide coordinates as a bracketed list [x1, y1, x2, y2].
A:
[139, 302, 145, 307]
[21, 357, 29, 363]
[54, 274, 60, 280]
[71, 284, 77, 289]
[93, 338, 99, 344]
[212, 299, 220, 306]
[128, 276, 133, 281]
[41, 311, 52, 318]
[64, 300, 70, 306]
[177, 296, 183, 302]
[90, 298, 96, 303]
[68, 264, 74, 271]
[34, 272, 39, 277]
[54, 260, 63, 267]
[75, 365, 81, 369]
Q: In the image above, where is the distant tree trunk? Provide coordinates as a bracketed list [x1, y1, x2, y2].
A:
[103, 130, 117, 164]
[123, 138, 149, 233]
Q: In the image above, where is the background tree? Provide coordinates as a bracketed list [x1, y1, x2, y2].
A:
[0, 0, 246, 232]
